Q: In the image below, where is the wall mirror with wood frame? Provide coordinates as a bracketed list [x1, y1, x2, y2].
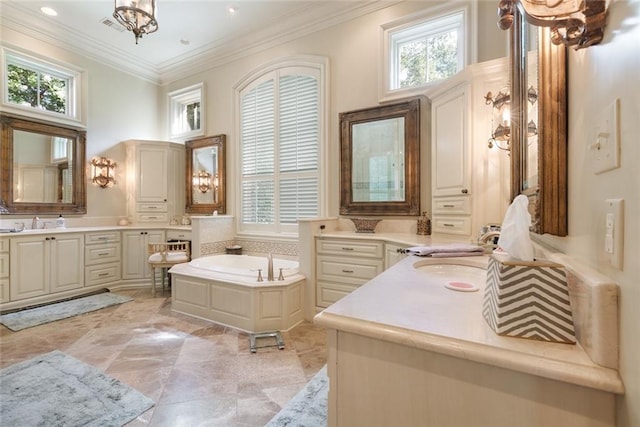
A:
[0, 113, 86, 215]
[185, 134, 226, 215]
[339, 98, 420, 216]
[508, 7, 568, 236]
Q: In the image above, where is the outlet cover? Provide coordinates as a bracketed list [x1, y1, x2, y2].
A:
[604, 198, 624, 270]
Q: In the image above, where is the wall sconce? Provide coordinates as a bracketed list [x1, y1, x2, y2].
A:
[90, 157, 116, 188]
[485, 85, 538, 151]
[193, 170, 212, 193]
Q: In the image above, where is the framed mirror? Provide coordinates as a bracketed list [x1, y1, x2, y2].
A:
[185, 134, 226, 215]
[0, 113, 86, 214]
[509, 8, 567, 236]
[339, 98, 420, 216]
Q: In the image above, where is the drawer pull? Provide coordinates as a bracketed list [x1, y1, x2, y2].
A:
[341, 247, 354, 251]
[98, 252, 109, 256]
[443, 204, 455, 208]
[98, 272, 109, 277]
[443, 223, 455, 227]
[147, 216, 157, 219]
[341, 269, 354, 273]
[147, 206, 157, 209]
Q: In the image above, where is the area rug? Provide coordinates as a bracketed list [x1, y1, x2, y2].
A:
[0, 350, 154, 427]
[266, 365, 328, 427]
[0, 292, 133, 331]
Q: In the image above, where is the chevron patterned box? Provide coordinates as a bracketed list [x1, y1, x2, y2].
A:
[482, 255, 576, 344]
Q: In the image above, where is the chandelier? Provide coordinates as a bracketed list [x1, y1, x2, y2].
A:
[113, 0, 158, 44]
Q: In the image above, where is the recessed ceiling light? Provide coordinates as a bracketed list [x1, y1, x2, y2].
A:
[180, 39, 190, 46]
[228, 6, 237, 14]
[40, 6, 58, 17]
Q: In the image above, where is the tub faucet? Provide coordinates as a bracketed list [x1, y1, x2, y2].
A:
[267, 253, 274, 281]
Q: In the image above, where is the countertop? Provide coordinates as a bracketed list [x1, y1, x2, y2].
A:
[314, 253, 624, 394]
[0, 225, 192, 236]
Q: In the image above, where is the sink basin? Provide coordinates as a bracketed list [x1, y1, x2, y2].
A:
[413, 258, 488, 292]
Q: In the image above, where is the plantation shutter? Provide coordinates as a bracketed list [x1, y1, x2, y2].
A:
[240, 67, 320, 232]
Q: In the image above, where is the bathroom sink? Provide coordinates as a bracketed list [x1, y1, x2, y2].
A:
[413, 258, 488, 292]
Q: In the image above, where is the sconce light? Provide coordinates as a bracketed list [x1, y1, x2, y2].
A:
[90, 157, 116, 188]
[193, 170, 212, 193]
[485, 84, 538, 151]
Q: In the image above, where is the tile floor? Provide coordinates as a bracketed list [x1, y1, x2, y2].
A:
[0, 288, 328, 426]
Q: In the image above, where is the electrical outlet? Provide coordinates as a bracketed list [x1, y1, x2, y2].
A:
[592, 99, 620, 174]
[604, 199, 624, 269]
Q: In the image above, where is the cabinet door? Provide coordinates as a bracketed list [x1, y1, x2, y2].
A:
[49, 234, 84, 293]
[384, 244, 407, 269]
[10, 236, 48, 300]
[137, 146, 168, 203]
[432, 85, 470, 197]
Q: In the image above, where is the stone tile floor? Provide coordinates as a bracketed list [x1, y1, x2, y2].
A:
[0, 288, 327, 426]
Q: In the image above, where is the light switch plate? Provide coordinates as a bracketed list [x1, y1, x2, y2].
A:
[593, 99, 620, 174]
[604, 199, 624, 269]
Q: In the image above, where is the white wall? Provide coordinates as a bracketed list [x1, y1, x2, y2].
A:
[536, 1, 640, 425]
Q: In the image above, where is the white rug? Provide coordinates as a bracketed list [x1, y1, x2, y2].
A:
[0, 350, 154, 427]
[266, 365, 328, 427]
[0, 292, 133, 331]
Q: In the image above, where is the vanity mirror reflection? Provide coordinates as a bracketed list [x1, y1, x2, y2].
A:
[185, 134, 226, 215]
[339, 98, 420, 216]
[0, 113, 86, 214]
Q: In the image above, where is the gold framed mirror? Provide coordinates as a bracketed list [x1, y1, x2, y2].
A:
[509, 7, 568, 236]
[339, 98, 420, 216]
[0, 113, 87, 214]
[185, 134, 226, 215]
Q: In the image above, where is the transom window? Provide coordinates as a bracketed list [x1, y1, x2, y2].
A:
[237, 59, 326, 235]
[2, 48, 82, 124]
[381, 4, 474, 101]
[168, 83, 204, 140]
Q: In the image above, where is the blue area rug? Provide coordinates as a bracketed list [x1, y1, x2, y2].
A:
[266, 365, 328, 427]
[0, 292, 133, 331]
[0, 350, 154, 427]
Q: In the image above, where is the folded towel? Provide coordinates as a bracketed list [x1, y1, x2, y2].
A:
[403, 244, 484, 257]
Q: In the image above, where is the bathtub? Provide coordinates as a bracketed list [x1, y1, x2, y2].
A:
[169, 254, 305, 333]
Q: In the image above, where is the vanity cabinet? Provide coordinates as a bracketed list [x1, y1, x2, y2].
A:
[0, 238, 9, 303]
[431, 83, 472, 237]
[84, 231, 121, 287]
[121, 229, 165, 282]
[124, 140, 185, 224]
[315, 238, 384, 309]
[384, 243, 408, 269]
[9, 233, 84, 301]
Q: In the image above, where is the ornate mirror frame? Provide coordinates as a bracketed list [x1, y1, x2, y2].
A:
[503, 4, 568, 236]
[1, 113, 87, 215]
[339, 98, 420, 216]
[185, 134, 226, 215]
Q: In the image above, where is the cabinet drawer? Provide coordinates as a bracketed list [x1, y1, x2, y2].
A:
[85, 231, 120, 244]
[136, 213, 169, 223]
[0, 278, 8, 303]
[316, 239, 383, 258]
[136, 203, 167, 212]
[85, 243, 121, 265]
[432, 216, 471, 236]
[85, 262, 121, 286]
[167, 230, 192, 241]
[433, 196, 470, 215]
[0, 253, 8, 278]
[316, 255, 383, 284]
[316, 281, 361, 308]
[0, 238, 9, 252]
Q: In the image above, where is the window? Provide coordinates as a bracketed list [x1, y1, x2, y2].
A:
[2, 48, 83, 124]
[237, 59, 326, 235]
[169, 83, 204, 140]
[380, 4, 475, 101]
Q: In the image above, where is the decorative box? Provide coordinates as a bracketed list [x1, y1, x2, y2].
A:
[482, 255, 576, 344]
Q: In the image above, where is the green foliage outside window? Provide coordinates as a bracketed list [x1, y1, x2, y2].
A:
[7, 64, 67, 114]
[399, 30, 458, 88]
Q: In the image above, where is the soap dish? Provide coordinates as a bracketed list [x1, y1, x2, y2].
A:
[445, 281, 479, 292]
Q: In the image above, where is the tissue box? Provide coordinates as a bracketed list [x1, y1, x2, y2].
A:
[482, 255, 576, 344]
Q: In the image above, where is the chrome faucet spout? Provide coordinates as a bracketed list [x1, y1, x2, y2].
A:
[267, 253, 274, 281]
[32, 216, 40, 230]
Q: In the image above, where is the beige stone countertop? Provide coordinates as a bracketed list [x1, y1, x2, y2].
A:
[314, 254, 624, 394]
[316, 231, 473, 247]
[0, 225, 192, 236]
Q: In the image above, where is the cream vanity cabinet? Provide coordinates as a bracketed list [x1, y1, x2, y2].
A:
[316, 238, 384, 309]
[0, 238, 9, 303]
[431, 82, 472, 237]
[384, 243, 408, 269]
[10, 233, 84, 301]
[121, 229, 165, 282]
[85, 231, 121, 287]
[124, 140, 185, 225]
